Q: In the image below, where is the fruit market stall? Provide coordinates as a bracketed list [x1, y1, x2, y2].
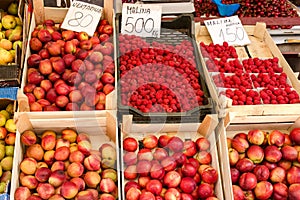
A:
[116, 12, 216, 123]
[120, 114, 223, 199]
[17, 0, 116, 116]
[11, 110, 119, 200]
[217, 114, 300, 199]
[195, 22, 300, 117]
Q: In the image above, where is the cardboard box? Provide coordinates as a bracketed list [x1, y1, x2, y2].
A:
[10, 110, 119, 200]
[195, 22, 300, 117]
[120, 114, 224, 199]
[217, 114, 300, 200]
[17, 0, 116, 116]
[0, 0, 31, 87]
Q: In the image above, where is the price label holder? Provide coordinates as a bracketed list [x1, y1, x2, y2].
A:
[121, 3, 162, 38]
[61, 0, 103, 37]
[204, 15, 250, 46]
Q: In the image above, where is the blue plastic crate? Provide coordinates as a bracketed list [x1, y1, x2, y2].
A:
[0, 87, 18, 100]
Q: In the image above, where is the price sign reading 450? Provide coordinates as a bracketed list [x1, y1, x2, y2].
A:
[204, 16, 250, 46]
[121, 3, 162, 38]
[61, 0, 103, 37]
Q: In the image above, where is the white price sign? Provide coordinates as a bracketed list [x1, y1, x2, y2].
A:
[204, 15, 250, 46]
[61, 0, 103, 37]
[121, 3, 162, 38]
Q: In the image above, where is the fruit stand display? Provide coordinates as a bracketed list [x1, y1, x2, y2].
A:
[6, 0, 300, 199]
[217, 114, 300, 199]
[194, 0, 300, 29]
[195, 22, 300, 117]
[17, 0, 116, 115]
[120, 114, 223, 199]
[0, 0, 30, 87]
[11, 110, 119, 200]
[116, 13, 215, 123]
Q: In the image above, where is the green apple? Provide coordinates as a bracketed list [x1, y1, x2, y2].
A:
[1, 15, 16, 30]
[5, 119, 16, 133]
[8, 2, 18, 15]
[0, 114, 6, 126]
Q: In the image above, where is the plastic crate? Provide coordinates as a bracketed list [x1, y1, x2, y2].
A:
[116, 13, 215, 123]
[0, 66, 21, 87]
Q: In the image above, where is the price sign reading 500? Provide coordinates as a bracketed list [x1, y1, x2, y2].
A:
[121, 3, 162, 38]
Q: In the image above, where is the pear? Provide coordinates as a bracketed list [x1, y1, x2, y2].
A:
[1, 15, 16, 29]
[0, 32, 5, 40]
[14, 17, 22, 26]
[0, 182, 5, 193]
[0, 48, 13, 65]
[8, 2, 18, 15]
[0, 110, 10, 120]
[9, 49, 15, 59]
[0, 39, 12, 50]
[0, 166, 2, 180]
[1, 156, 13, 171]
[5, 103, 14, 115]
[5, 146, 14, 156]
[13, 40, 22, 50]
[0, 146, 5, 161]
[0, 114, 6, 127]
[4, 30, 12, 39]
[5, 119, 16, 133]
[8, 25, 22, 42]
[0, 23, 2, 31]
[0, 171, 12, 183]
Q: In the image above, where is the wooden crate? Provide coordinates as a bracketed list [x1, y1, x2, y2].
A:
[10, 110, 119, 200]
[195, 22, 300, 117]
[217, 114, 300, 200]
[17, 0, 116, 115]
[120, 114, 224, 199]
[0, 0, 31, 87]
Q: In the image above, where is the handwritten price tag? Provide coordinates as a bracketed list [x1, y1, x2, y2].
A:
[121, 3, 162, 38]
[204, 16, 250, 46]
[61, 0, 103, 37]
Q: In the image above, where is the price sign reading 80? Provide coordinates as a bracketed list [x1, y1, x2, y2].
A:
[61, 0, 103, 37]
[204, 16, 250, 46]
[121, 3, 162, 38]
